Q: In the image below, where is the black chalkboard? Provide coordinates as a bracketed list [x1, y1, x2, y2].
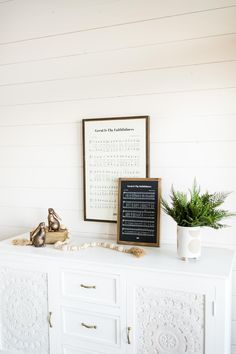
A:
[117, 178, 161, 247]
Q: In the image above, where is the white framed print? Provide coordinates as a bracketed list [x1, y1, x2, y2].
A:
[82, 116, 150, 222]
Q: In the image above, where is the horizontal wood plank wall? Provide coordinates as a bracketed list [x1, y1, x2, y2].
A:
[0, 0, 236, 349]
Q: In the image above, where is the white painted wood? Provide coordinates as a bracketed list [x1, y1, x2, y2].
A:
[0, 268, 50, 353]
[0, 235, 233, 354]
[0, 123, 80, 146]
[0, 165, 235, 190]
[233, 272, 236, 294]
[0, 186, 81, 209]
[0, 166, 83, 189]
[0, 90, 235, 126]
[1, 0, 236, 347]
[1, 34, 236, 85]
[0, 225, 111, 241]
[0, 235, 234, 279]
[61, 270, 119, 306]
[0, 140, 235, 169]
[150, 115, 236, 143]
[0, 114, 236, 146]
[152, 167, 236, 193]
[0, 205, 236, 247]
[232, 296, 236, 320]
[126, 275, 212, 353]
[1, 8, 236, 65]
[62, 307, 120, 346]
[0, 226, 29, 239]
[1, 0, 235, 43]
[233, 321, 236, 345]
[63, 345, 106, 354]
[0, 145, 81, 167]
[0, 207, 115, 238]
[1, 61, 236, 106]
[155, 141, 236, 168]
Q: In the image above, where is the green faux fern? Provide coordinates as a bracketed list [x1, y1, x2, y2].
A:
[161, 180, 235, 229]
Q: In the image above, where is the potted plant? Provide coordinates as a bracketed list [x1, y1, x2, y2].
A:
[161, 180, 235, 261]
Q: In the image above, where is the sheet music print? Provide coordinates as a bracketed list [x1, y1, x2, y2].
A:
[122, 188, 156, 239]
[85, 120, 146, 221]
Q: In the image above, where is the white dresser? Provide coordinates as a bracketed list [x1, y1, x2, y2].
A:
[0, 235, 234, 354]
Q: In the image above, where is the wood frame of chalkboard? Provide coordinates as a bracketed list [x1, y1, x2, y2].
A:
[117, 178, 161, 247]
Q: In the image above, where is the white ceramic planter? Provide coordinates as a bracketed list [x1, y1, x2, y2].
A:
[177, 225, 201, 261]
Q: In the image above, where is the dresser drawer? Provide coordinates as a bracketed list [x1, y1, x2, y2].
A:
[62, 307, 120, 346]
[61, 270, 119, 305]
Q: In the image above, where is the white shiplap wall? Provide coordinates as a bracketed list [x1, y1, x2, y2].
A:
[0, 0, 236, 350]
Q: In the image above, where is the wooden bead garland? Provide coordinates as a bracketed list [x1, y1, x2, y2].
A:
[11, 238, 146, 258]
[54, 240, 146, 258]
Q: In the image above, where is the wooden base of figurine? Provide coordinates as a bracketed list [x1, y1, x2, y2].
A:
[30, 227, 69, 244]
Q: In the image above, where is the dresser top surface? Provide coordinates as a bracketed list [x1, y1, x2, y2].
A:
[0, 234, 235, 279]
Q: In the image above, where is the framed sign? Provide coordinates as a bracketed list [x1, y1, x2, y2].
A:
[82, 116, 149, 222]
[117, 178, 161, 247]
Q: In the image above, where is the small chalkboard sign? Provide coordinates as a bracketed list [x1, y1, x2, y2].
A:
[117, 178, 161, 247]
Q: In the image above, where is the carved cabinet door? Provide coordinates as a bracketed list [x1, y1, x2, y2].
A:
[0, 267, 50, 354]
[126, 272, 217, 354]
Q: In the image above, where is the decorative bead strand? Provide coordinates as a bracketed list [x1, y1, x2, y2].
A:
[54, 240, 146, 257]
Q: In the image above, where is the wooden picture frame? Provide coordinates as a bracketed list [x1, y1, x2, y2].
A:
[82, 116, 149, 222]
[117, 178, 161, 247]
